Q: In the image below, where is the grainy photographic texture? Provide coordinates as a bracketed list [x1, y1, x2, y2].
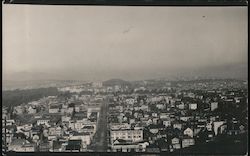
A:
[2, 5, 248, 155]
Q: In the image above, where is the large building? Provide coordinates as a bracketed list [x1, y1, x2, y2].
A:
[110, 128, 143, 144]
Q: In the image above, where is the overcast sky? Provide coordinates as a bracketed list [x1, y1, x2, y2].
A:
[3, 5, 248, 81]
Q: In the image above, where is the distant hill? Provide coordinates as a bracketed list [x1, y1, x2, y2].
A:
[102, 78, 131, 87]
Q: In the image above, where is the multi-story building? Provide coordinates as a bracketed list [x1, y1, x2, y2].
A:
[110, 128, 143, 144]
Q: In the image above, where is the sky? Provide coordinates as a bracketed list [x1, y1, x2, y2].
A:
[3, 5, 248, 81]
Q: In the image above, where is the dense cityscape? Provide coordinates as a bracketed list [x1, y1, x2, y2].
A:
[2, 3, 247, 156]
[2, 78, 248, 154]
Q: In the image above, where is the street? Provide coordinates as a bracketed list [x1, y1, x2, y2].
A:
[88, 100, 108, 152]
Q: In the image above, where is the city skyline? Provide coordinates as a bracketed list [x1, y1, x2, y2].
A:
[3, 6, 248, 81]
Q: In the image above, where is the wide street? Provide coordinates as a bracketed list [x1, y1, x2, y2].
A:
[88, 100, 108, 152]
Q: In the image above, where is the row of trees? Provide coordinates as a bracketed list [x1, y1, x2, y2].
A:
[2, 87, 60, 108]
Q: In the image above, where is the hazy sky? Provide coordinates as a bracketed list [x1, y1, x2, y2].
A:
[3, 5, 248, 81]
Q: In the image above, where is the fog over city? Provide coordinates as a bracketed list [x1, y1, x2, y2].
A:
[3, 6, 247, 81]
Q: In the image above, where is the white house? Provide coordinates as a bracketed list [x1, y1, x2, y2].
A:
[189, 103, 197, 110]
[183, 128, 194, 138]
[37, 118, 50, 127]
[163, 120, 171, 127]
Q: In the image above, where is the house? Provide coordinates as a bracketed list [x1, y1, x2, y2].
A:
[163, 119, 171, 127]
[110, 128, 143, 143]
[68, 121, 76, 130]
[239, 125, 246, 133]
[81, 125, 95, 134]
[139, 105, 149, 111]
[144, 113, 150, 118]
[110, 123, 131, 130]
[49, 105, 60, 114]
[43, 128, 49, 137]
[183, 128, 194, 138]
[111, 139, 147, 152]
[160, 113, 170, 119]
[197, 121, 206, 128]
[73, 111, 88, 122]
[171, 137, 181, 149]
[27, 106, 36, 114]
[4, 119, 15, 126]
[74, 122, 83, 131]
[49, 127, 62, 137]
[177, 102, 185, 109]
[226, 123, 241, 136]
[207, 131, 215, 141]
[4, 126, 15, 144]
[219, 124, 227, 134]
[62, 103, 68, 109]
[14, 106, 24, 115]
[48, 135, 57, 141]
[148, 124, 165, 134]
[129, 118, 136, 124]
[213, 121, 225, 136]
[173, 122, 183, 130]
[156, 104, 165, 110]
[37, 118, 50, 127]
[206, 122, 213, 131]
[152, 113, 158, 117]
[70, 132, 92, 146]
[32, 134, 40, 143]
[210, 102, 218, 111]
[193, 127, 202, 136]
[152, 118, 159, 124]
[180, 116, 191, 122]
[126, 98, 135, 105]
[18, 128, 31, 138]
[67, 103, 75, 114]
[39, 142, 50, 152]
[147, 118, 153, 126]
[75, 105, 81, 112]
[30, 126, 42, 138]
[181, 136, 195, 148]
[16, 124, 32, 132]
[189, 103, 197, 110]
[61, 116, 71, 122]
